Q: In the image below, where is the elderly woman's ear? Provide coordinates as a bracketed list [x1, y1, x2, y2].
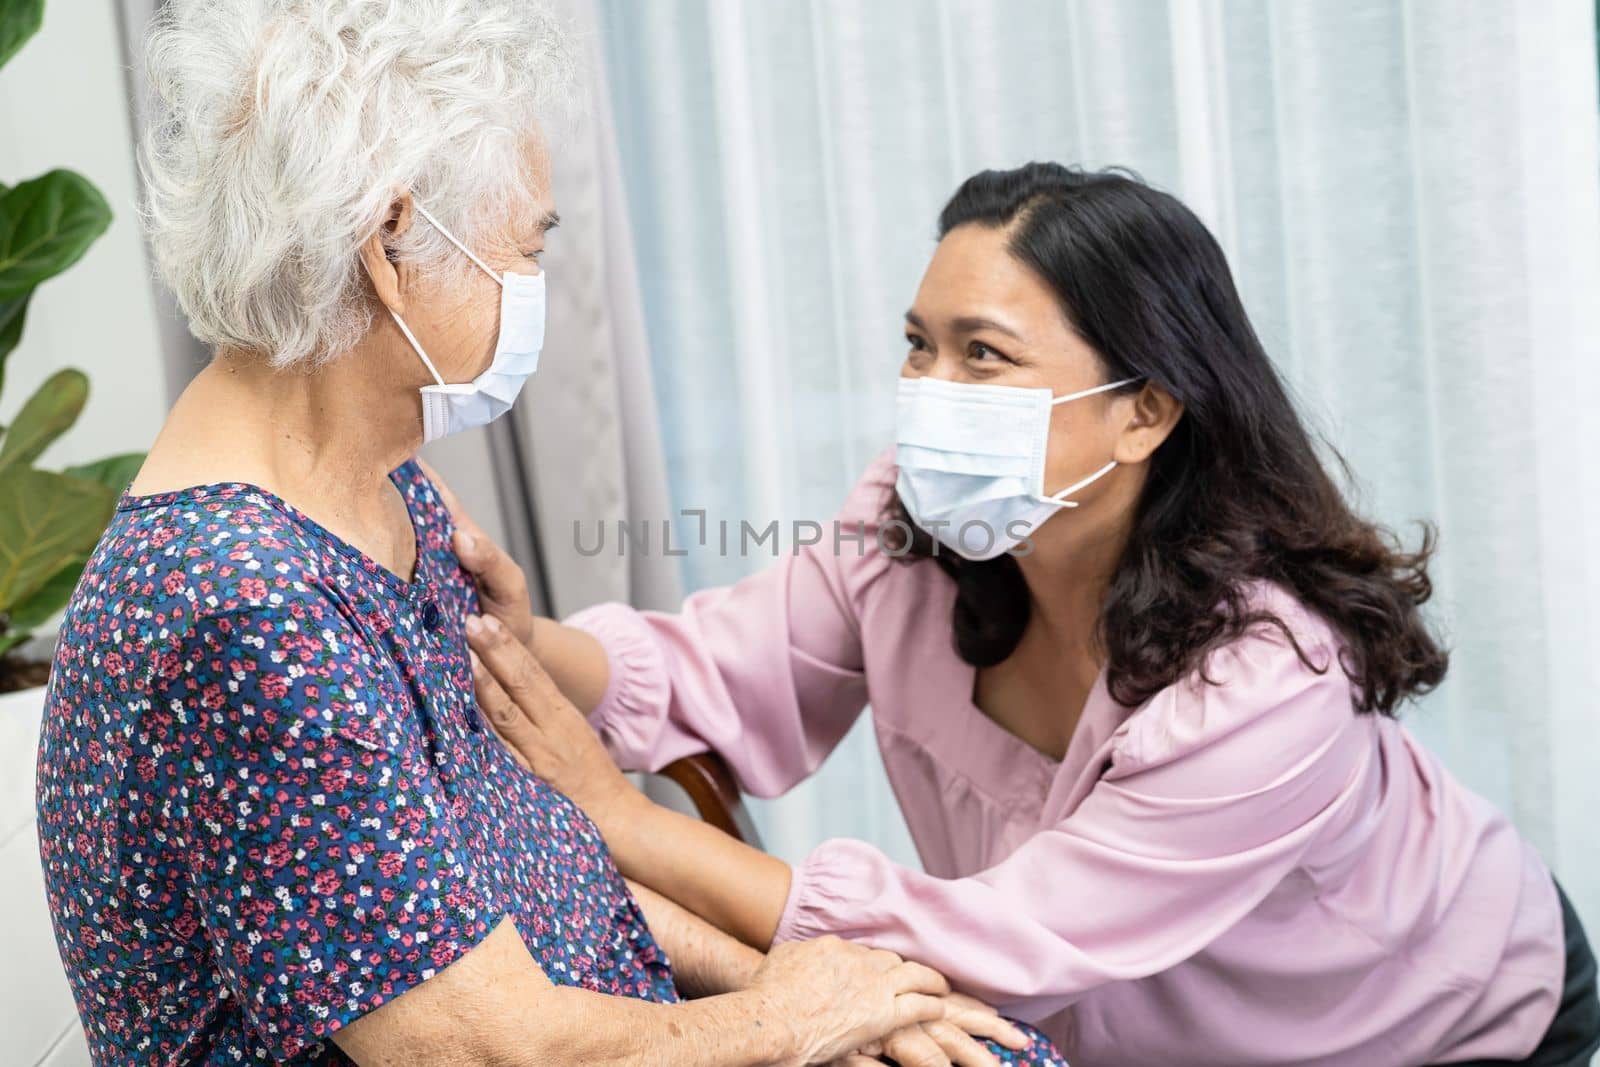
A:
[359, 192, 417, 316]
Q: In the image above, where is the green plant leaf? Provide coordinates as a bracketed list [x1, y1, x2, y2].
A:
[7, 552, 87, 631]
[0, 292, 27, 384]
[0, 467, 114, 612]
[0, 367, 87, 473]
[0, 0, 45, 71]
[64, 451, 145, 495]
[0, 169, 112, 301]
[0, 630, 28, 657]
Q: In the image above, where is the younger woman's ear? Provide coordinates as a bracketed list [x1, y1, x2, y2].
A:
[1113, 382, 1184, 465]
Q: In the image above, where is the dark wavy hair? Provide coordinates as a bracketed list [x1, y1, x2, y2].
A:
[889, 163, 1446, 714]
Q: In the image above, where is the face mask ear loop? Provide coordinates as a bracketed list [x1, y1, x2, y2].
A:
[1049, 377, 1142, 406]
[1043, 460, 1120, 509]
[388, 308, 448, 387]
[1036, 378, 1138, 507]
[361, 251, 449, 387]
[412, 201, 505, 288]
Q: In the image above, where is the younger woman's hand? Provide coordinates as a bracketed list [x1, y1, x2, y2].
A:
[855, 992, 1031, 1066]
[466, 612, 641, 830]
[420, 457, 537, 650]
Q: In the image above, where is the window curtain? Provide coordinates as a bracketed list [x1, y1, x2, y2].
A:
[595, 0, 1600, 921]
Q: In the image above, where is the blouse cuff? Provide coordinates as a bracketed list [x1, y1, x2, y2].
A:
[773, 838, 883, 945]
[561, 602, 672, 766]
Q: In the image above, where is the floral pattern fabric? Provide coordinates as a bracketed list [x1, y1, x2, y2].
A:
[37, 461, 674, 1064]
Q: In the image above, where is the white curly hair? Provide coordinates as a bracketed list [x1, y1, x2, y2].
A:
[139, 0, 577, 367]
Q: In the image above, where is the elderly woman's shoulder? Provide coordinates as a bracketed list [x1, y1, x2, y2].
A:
[82, 484, 348, 631]
[52, 486, 380, 744]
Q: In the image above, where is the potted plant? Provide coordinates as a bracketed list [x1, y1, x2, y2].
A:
[0, 0, 144, 718]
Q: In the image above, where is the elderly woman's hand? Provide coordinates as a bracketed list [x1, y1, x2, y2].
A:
[750, 938, 953, 1066]
[466, 612, 641, 827]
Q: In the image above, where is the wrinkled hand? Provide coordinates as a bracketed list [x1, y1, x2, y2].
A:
[421, 458, 536, 650]
[466, 612, 639, 828]
[843, 992, 1030, 1066]
[749, 937, 949, 1067]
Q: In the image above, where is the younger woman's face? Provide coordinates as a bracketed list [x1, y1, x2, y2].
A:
[901, 222, 1132, 506]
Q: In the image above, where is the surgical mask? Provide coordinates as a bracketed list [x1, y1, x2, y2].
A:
[385, 202, 546, 443]
[894, 375, 1140, 560]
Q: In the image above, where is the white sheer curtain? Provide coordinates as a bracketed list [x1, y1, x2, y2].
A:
[596, 0, 1600, 919]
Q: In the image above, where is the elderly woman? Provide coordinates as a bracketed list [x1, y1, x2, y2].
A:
[33, 3, 1057, 1065]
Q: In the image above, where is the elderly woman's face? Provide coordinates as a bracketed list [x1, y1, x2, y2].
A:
[395, 142, 558, 385]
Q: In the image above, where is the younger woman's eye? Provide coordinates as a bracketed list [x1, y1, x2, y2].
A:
[906, 334, 929, 352]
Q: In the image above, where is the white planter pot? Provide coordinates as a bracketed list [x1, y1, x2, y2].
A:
[0, 683, 47, 828]
[1, 682, 91, 1066]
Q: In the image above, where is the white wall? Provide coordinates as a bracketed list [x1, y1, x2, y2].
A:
[0, 0, 168, 467]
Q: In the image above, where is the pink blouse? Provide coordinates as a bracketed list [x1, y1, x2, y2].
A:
[566, 451, 1562, 1066]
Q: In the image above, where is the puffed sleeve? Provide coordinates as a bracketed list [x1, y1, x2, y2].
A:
[565, 452, 899, 798]
[773, 623, 1370, 1023]
[169, 605, 500, 1059]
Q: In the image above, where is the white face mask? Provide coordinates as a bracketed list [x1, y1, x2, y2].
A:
[894, 375, 1140, 560]
[386, 202, 547, 443]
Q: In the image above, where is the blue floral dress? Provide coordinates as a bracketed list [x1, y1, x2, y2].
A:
[36, 458, 1065, 1066]
[37, 461, 674, 1063]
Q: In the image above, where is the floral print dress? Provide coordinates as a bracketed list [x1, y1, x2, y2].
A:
[36, 458, 1066, 1067]
[36, 460, 675, 1064]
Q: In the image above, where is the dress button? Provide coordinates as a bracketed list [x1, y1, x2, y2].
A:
[420, 599, 443, 632]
